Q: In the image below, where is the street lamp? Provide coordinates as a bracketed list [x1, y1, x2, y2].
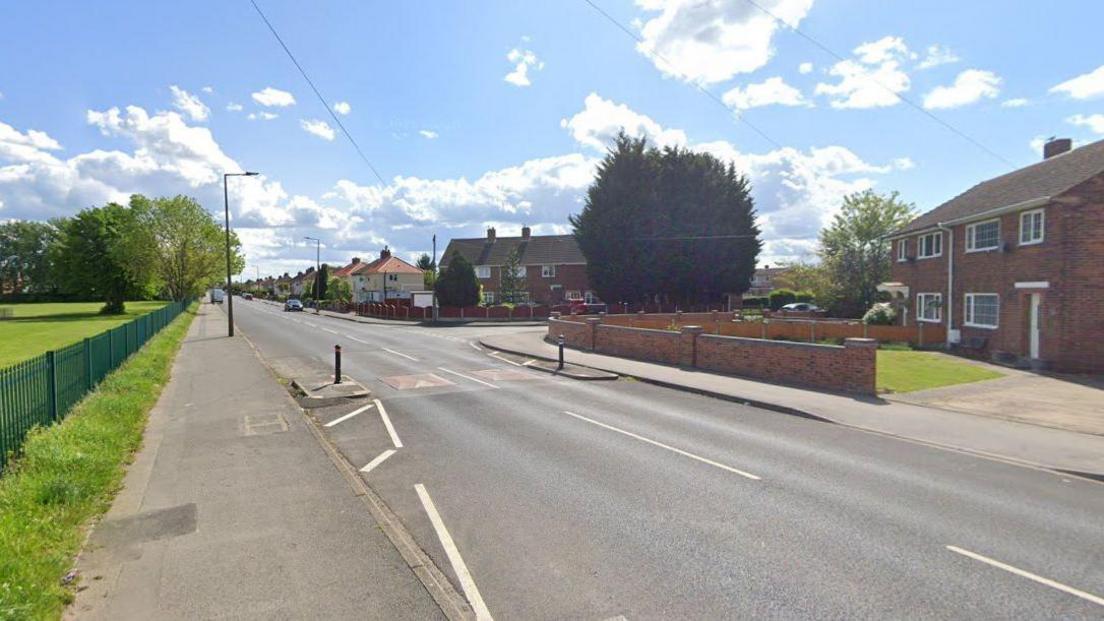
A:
[303, 236, 322, 302]
[224, 171, 260, 337]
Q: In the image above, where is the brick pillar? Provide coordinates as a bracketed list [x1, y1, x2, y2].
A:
[844, 338, 878, 395]
[680, 325, 704, 367]
[586, 317, 601, 351]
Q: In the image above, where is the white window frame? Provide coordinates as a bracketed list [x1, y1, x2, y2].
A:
[481, 290, 496, 305]
[917, 232, 943, 259]
[474, 265, 491, 279]
[565, 290, 583, 301]
[964, 293, 999, 329]
[541, 264, 556, 278]
[897, 239, 907, 262]
[965, 219, 1001, 252]
[1019, 208, 1045, 246]
[916, 292, 942, 323]
[584, 291, 599, 304]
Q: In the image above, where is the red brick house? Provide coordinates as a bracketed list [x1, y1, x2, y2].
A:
[883, 137, 1104, 372]
[439, 227, 593, 305]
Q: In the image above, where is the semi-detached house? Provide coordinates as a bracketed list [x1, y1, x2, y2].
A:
[882, 137, 1104, 372]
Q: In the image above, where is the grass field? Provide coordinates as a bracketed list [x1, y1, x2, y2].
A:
[0, 302, 196, 620]
[0, 301, 169, 368]
[877, 349, 1004, 394]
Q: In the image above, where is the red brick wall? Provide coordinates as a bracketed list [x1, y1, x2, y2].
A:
[595, 324, 681, 365]
[1055, 176, 1104, 372]
[549, 317, 594, 349]
[479, 263, 591, 304]
[696, 335, 876, 394]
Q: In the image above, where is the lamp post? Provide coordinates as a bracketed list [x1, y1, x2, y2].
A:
[303, 236, 321, 303]
[431, 234, 438, 322]
[224, 171, 260, 337]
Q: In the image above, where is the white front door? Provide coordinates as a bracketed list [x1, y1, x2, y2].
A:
[1028, 294, 1041, 359]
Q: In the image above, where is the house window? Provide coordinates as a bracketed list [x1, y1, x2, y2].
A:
[897, 239, 907, 262]
[481, 290, 496, 305]
[918, 232, 942, 258]
[964, 293, 999, 329]
[475, 265, 491, 279]
[565, 290, 583, 301]
[541, 264, 556, 278]
[966, 219, 1000, 252]
[388, 274, 398, 281]
[584, 291, 599, 304]
[1019, 209, 1044, 245]
[916, 293, 942, 323]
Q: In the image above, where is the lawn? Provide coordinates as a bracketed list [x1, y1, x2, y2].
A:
[0, 302, 196, 620]
[0, 301, 168, 368]
[877, 349, 1004, 394]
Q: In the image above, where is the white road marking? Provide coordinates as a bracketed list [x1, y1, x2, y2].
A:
[344, 334, 371, 344]
[414, 484, 494, 621]
[374, 399, 403, 448]
[324, 403, 375, 427]
[437, 366, 500, 389]
[488, 352, 524, 367]
[382, 347, 419, 361]
[359, 449, 396, 473]
[468, 341, 484, 352]
[562, 411, 760, 481]
[946, 545, 1104, 607]
[321, 327, 339, 335]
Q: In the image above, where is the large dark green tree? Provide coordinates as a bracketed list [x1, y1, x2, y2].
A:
[435, 253, 480, 306]
[0, 220, 61, 294]
[571, 133, 761, 306]
[52, 200, 157, 313]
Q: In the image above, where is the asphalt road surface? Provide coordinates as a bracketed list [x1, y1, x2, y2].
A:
[231, 299, 1104, 620]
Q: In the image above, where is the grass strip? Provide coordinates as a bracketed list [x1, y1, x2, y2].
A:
[877, 349, 1004, 394]
[0, 302, 197, 620]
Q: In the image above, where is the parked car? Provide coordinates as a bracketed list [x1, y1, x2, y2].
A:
[243, 293, 253, 300]
[568, 301, 607, 315]
[284, 298, 304, 312]
[780, 302, 822, 312]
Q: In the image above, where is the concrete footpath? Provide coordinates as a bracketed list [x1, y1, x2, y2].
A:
[479, 329, 1104, 478]
[68, 304, 443, 620]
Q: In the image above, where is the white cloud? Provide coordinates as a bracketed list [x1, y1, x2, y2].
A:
[251, 86, 296, 107]
[559, 92, 688, 151]
[300, 119, 335, 141]
[201, 86, 214, 94]
[893, 157, 915, 170]
[1001, 98, 1029, 108]
[226, 102, 244, 112]
[1068, 113, 1104, 134]
[722, 76, 810, 111]
[169, 85, 209, 122]
[916, 44, 959, 70]
[333, 101, 351, 115]
[504, 48, 544, 87]
[922, 69, 1001, 109]
[418, 129, 439, 139]
[815, 35, 911, 109]
[798, 62, 813, 74]
[247, 111, 278, 121]
[634, 0, 814, 85]
[1051, 65, 1104, 100]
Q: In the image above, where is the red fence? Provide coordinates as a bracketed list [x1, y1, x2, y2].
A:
[350, 303, 560, 321]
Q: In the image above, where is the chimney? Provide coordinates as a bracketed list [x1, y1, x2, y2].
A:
[487, 227, 496, 241]
[351, 257, 360, 264]
[521, 226, 531, 239]
[380, 246, 392, 260]
[1044, 137, 1072, 160]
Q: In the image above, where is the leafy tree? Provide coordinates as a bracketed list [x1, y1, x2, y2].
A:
[498, 247, 527, 304]
[416, 252, 436, 289]
[131, 194, 243, 301]
[52, 200, 156, 313]
[435, 252, 480, 306]
[818, 190, 914, 317]
[307, 264, 329, 300]
[327, 276, 351, 303]
[0, 220, 61, 294]
[773, 261, 836, 309]
[571, 133, 760, 306]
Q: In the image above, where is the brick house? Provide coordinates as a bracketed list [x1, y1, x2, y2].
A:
[439, 227, 593, 305]
[747, 265, 791, 296]
[883, 137, 1104, 372]
[346, 247, 424, 303]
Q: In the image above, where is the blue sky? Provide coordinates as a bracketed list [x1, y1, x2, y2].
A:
[1, 1, 1102, 277]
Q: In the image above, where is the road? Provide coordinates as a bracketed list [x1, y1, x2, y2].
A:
[231, 299, 1104, 620]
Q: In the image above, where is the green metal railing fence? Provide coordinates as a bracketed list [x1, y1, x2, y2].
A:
[0, 300, 192, 472]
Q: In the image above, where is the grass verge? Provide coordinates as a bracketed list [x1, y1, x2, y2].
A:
[878, 349, 1004, 393]
[0, 301, 169, 367]
[0, 302, 197, 620]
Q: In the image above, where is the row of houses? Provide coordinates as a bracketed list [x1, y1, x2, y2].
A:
[251, 247, 424, 303]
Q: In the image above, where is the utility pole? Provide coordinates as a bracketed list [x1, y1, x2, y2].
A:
[223, 171, 260, 337]
[431, 234, 438, 322]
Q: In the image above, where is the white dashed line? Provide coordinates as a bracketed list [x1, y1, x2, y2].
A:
[414, 484, 494, 621]
[324, 403, 374, 427]
[360, 449, 397, 473]
[344, 334, 371, 344]
[321, 327, 339, 335]
[437, 367, 499, 389]
[374, 399, 403, 448]
[562, 411, 760, 481]
[946, 545, 1104, 607]
[382, 347, 418, 361]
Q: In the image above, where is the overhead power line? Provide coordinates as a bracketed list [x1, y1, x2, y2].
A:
[249, 0, 388, 185]
[580, 0, 783, 150]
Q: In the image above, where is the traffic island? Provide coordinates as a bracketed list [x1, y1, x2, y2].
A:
[291, 374, 371, 408]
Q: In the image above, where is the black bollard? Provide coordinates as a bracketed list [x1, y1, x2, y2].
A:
[557, 334, 565, 370]
[334, 344, 342, 384]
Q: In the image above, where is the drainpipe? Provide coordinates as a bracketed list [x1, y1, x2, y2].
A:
[937, 222, 954, 347]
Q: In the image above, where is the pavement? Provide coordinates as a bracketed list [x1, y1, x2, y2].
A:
[477, 329, 1104, 478]
[224, 297, 1104, 619]
[67, 303, 445, 621]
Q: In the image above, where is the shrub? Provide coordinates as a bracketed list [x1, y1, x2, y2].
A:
[863, 302, 896, 325]
[768, 288, 797, 310]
